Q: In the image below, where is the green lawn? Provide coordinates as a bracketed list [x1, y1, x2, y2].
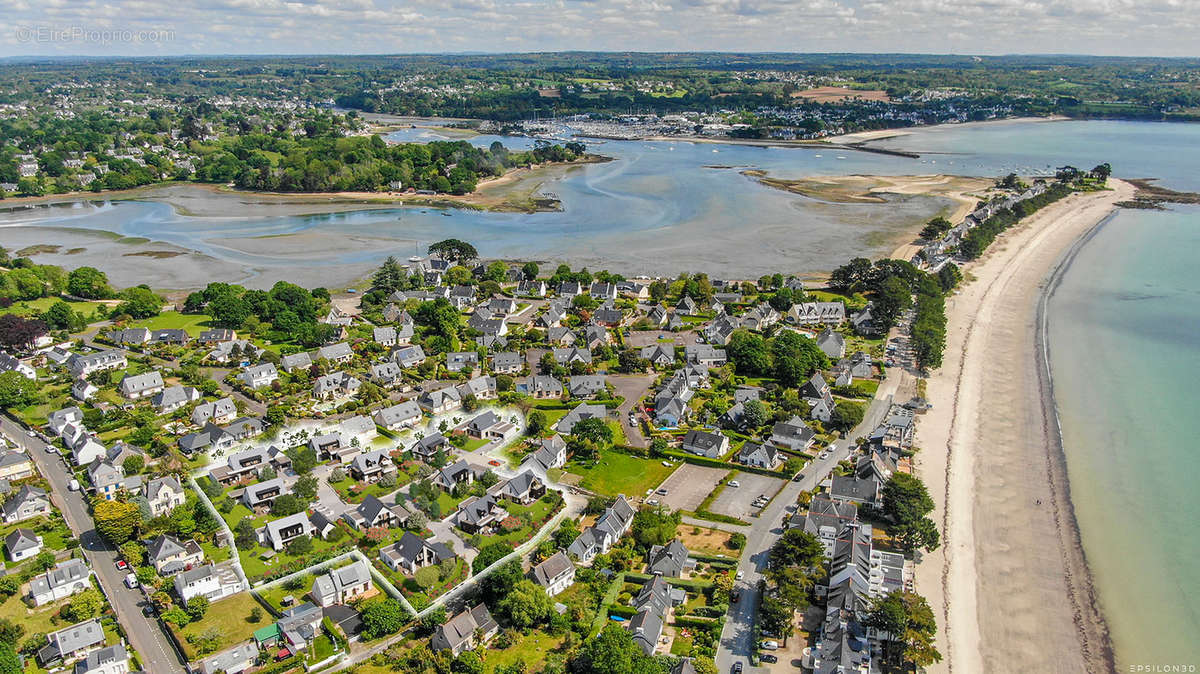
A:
[257, 582, 309, 612]
[200, 540, 232, 564]
[238, 533, 348, 582]
[0, 296, 105, 319]
[470, 497, 559, 549]
[133, 311, 215, 336]
[173, 592, 264, 660]
[330, 475, 410, 504]
[484, 629, 565, 673]
[0, 589, 72, 637]
[460, 437, 489, 452]
[670, 636, 694, 656]
[566, 447, 674, 497]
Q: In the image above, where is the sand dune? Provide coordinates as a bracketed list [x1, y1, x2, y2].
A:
[915, 180, 1133, 674]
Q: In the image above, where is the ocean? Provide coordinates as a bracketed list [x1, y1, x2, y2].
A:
[876, 120, 1200, 668]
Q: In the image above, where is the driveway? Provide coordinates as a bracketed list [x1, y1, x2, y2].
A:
[655, 463, 726, 511]
[708, 473, 786, 521]
[0, 415, 188, 674]
[607, 374, 654, 449]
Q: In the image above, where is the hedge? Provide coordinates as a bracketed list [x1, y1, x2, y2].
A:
[687, 510, 751, 527]
[662, 450, 790, 479]
[689, 552, 738, 566]
[609, 605, 638, 618]
[672, 615, 721, 629]
[624, 573, 715, 592]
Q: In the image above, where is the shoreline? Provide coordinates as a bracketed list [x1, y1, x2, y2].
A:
[914, 180, 1132, 674]
[829, 115, 1070, 144]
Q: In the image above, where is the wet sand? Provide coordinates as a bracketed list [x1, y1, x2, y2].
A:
[914, 180, 1133, 674]
[830, 116, 1069, 144]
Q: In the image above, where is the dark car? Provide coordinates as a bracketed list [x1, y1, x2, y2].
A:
[731, 663, 743, 674]
[759, 654, 778, 664]
[731, 589, 741, 603]
[142, 605, 157, 617]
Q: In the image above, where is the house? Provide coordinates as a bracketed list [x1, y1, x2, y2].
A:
[0, 450, 33, 481]
[71, 378, 99, 401]
[313, 371, 362, 399]
[242, 478, 285, 509]
[590, 282, 618, 300]
[73, 643, 129, 674]
[197, 642, 259, 674]
[280, 351, 313, 373]
[369, 361, 405, 387]
[737, 442, 782, 470]
[175, 563, 242, 603]
[265, 512, 315, 551]
[192, 397, 238, 426]
[646, 539, 689, 577]
[518, 279, 547, 297]
[0, 352, 35, 379]
[829, 475, 882, 507]
[794, 494, 860, 557]
[592, 308, 624, 327]
[517, 374, 562, 399]
[350, 450, 396, 483]
[684, 344, 727, 366]
[238, 363, 279, 389]
[850, 304, 874, 334]
[522, 435, 568, 473]
[311, 560, 373, 607]
[788, 302, 847, 326]
[29, 558, 92, 606]
[418, 386, 462, 414]
[557, 281, 583, 298]
[48, 406, 85, 435]
[531, 551, 575, 596]
[66, 349, 126, 377]
[434, 460, 477, 492]
[150, 329, 189, 345]
[183, 418, 267, 457]
[152, 384, 201, 414]
[552, 347, 592, 365]
[345, 495, 411, 531]
[676, 296, 698, 315]
[198, 329, 237, 344]
[373, 326, 399, 347]
[567, 374, 607, 398]
[629, 576, 686, 656]
[680, 430, 729, 459]
[770, 416, 816, 451]
[568, 495, 635, 562]
[446, 351, 480, 373]
[118, 370, 164, 399]
[641, 344, 674, 367]
[71, 438, 108, 467]
[453, 494, 507, 534]
[394, 345, 427, 368]
[410, 432, 451, 461]
[374, 401, 422, 431]
[702, 315, 738, 345]
[37, 619, 105, 668]
[317, 342, 354, 364]
[545, 324, 574, 344]
[207, 340, 264, 364]
[3, 484, 51, 523]
[457, 375, 498, 401]
[555, 403, 607, 435]
[491, 351, 523, 374]
[488, 470, 546, 505]
[308, 430, 345, 461]
[432, 604, 499, 656]
[107, 328, 150, 345]
[4, 527, 42, 562]
[465, 410, 513, 440]
[740, 304, 781, 331]
[816, 328, 846, 359]
[380, 532, 456, 575]
[341, 414, 377, 441]
[87, 460, 142, 500]
[146, 535, 204, 575]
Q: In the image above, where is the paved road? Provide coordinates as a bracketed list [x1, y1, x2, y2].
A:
[0, 415, 188, 674]
[715, 379, 898, 673]
[607, 374, 654, 449]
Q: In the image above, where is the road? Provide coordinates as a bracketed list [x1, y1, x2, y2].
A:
[0, 415, 188, 674]
[715, 377, 899, 673]
[607, 374, 654, 449]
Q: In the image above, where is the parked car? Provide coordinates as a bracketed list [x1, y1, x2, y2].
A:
[735, 569, 744, 580]
[115, 560, 129, 571]
[731, 589, 741, 603]
[759, 640, 779, 651]
[759, 654, 778, 663]
[655, 488, 668, 495]
[124, 573, 138, 589]
[728, 480, 740, 488]
[661, 461, 671, 467]
[731, 663, 742, 674]
[69, 479, 80, 491]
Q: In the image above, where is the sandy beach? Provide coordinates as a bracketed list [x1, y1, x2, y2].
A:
[831, 116, 1070, 144]
[914, 179, 1133, 674]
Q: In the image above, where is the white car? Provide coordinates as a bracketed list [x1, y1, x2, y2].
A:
[728, 480, 740, 488]
[661, 461, 671, 467]
[124, 573, 139, 589]
[759, 640, 779, 651]
[735, 570, 744, 580]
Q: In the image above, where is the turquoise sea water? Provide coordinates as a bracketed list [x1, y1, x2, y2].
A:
[878, 120, 1200, 667]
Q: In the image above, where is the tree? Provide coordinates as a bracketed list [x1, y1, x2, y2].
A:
[93, 499, 141, 545]
[0, 315, 47, 352]
[830, 401, 865, 432]
[66, 266, 111, 299]
[631, 507, 680, 550]
[0, 620, 22, 648]
[249, 606, 263, 623]
[122, 455, 145, 475]
[473, 541, 514, 575]
[569, 623, 659, 674]
[0, 578, 17, 599]
[66, 588, 104, 622]
[32, 550, 55, 572]
[234, 517, 257, 549]
[829, 257, 872, 292]
[521, 262, 539, 280]
[271, 494, 306, 517]
[526, 410, 547, 436]
[768, 529, 824, 575]
[0, 372, 38, 408]
[866, 590, 942, 668]
[0, 643, 19, 674]
[372, 256, 405, 294]
[571, 417, 613, 446]
[186, 596, 210, 620]
[881, 473, 935, 526]
[1091, 163, 1112, 181]
[293, 474, 319, 500]
[919, 217, 953, 240]
[40, 300, 82, 331]
[479, 559, 524, 605]
[454, 651, 486, 674]
[893, 516, 941, 553]
[286, 535, 313, 556]
[726, 330, 770, 376]
[116, 286, 163, 319]
[361, 599, 407, 639]
[413, 565, 441, 590]
[428, 239, 478, 264]
[499, 579, 554, 628]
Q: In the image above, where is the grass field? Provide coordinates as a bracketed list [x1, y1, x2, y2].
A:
[0, 296, 105, 318]
[0, 589, 73, 637]
[567, 447, 673, 497]
[173, 591, 264, 660]
[484, 629, 565, 673]
[132, 311, 215, 336]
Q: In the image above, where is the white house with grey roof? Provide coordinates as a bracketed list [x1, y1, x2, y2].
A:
[73, 643, 128, 674]
[4, 527, 41, 561]
[380, 532, 456, 575]
[393, 344, 427, 368]
[37, 618, 105, 668]
[531, 550, 575, 596]
[3, 484, 51, 523]
[197, 641, 259, 674]
[174, 563, 243, 603]
[238, 363, 279, 389]
[30, 558, 92, 606]
[374, 401, 423, 431]
[192, 397, 237, 426]
[118, 370, 164, 399]
[317, 342, 354, 363]
[264, 512, 315, 551]
[736, 441, 782, 470]
[66, 349, 126, 377]
[311, 559, 373, 607]
[431, 604, 499, 656]
[280, 351, 313, 372]
[491, 351, 523, 374]
[680, 429, 729, 459]
[152, 384, 201, 414]
[555, 403, 607, 435]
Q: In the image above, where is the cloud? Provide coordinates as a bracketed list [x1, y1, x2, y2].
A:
[0, 0, 1196, 55]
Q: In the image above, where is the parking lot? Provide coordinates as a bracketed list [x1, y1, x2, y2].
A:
[651, 463, 727, 511]
[708, 471, 787, 521]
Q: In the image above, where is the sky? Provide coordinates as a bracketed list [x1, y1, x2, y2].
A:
[1, 0, 1198, 58]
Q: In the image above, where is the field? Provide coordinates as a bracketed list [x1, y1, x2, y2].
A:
[792, 86, 891, 103]
[566, 447, 674, 497]
[172, 591, 264, 660]
[484, 629, 566, 673]
[0, 296, 105, 318]
[0, 589, 73, 638]
[132, 311, 216, 336]
[678, 524, 739, 557]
